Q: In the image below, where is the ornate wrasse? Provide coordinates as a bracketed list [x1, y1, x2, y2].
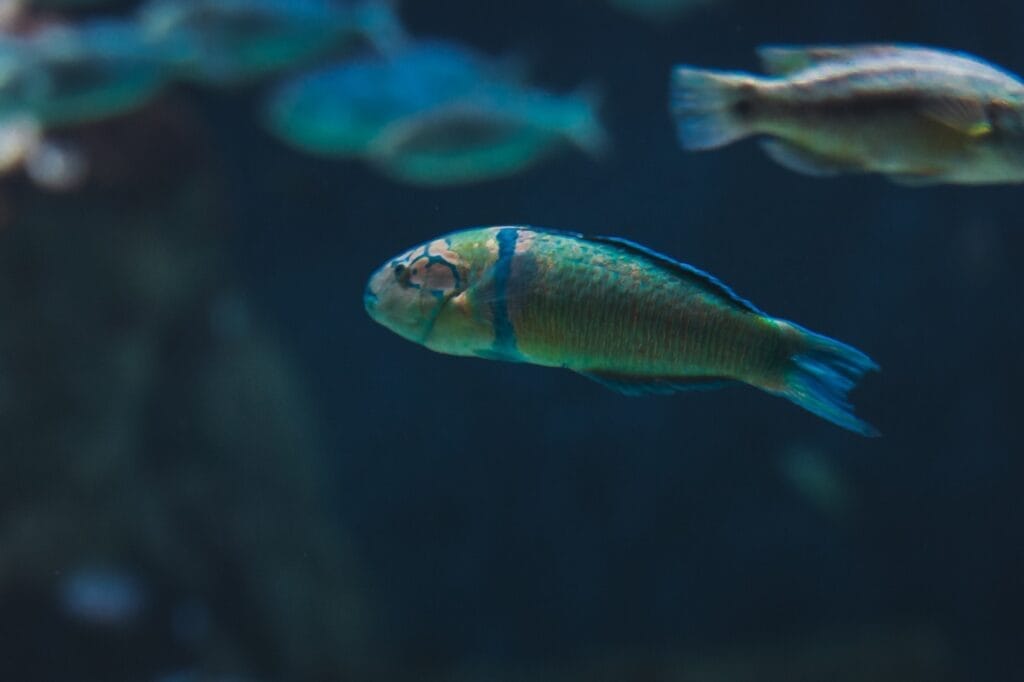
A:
[364, 226, 878, 435]
[670, 44, 1024, 185]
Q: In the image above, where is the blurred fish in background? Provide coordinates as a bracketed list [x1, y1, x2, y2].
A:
[15, 20, 172, 125]
[0, 11, 174, 188]
[264, 40, 607, 185]
[263, 41, 499, 157]
[136, 0, 404, 85]
[671, 44, 1024, 185]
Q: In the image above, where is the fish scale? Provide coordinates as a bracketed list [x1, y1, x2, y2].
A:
[505, 231, 777, 379]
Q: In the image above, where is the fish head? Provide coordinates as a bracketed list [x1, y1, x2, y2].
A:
[988, 98, 1024, 137]
[970, 98, 1024, 181]
[365, 235, 480, 352]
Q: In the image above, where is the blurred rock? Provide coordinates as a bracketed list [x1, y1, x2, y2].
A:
[0, 93, 368, 682]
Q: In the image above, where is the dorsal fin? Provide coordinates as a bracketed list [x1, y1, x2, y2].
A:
[584, 233, 764, 314]
[757, 44, 905, 75]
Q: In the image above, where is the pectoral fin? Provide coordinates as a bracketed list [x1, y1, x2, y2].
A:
[920, 99, 992, 138]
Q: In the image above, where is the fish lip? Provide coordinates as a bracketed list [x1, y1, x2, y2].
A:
[362, 285, 378, 314]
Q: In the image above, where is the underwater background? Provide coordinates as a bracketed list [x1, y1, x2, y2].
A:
[1, 0, 1022, 680]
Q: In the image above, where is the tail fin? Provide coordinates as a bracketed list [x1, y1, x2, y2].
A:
[353, 0, 408, 55]
[565, 83, 611, 158]
[776, 322, 880, 436]
[670, 66, 758, 150]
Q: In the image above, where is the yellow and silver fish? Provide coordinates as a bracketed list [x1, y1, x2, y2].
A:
[671, 44, 1024, 185]
[365, 226, 878, 435]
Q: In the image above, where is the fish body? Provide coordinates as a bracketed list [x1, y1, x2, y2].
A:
[0, 41, 51, 121]
[671, 44, 1024, 185]
[0, 21, 169, 128]
[264, 42, 492, 156]
[137, 0, 398, 84]
[22, 21, 171, 126]
[265, 40, 606, 184]
[367, 85, 606, 185]
[365, 226, 877, 435]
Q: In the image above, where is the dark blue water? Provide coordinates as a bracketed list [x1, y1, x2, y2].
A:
[1, 1, 1022, 681]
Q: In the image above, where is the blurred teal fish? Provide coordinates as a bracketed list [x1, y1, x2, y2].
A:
[672, 44, 1024, 185]
[368, 84, 606, 185]
[265, 40, 606, 185]
[264, 41, 493, 157]
[137, 0, 401, 85]
[15, 21, 172, 127]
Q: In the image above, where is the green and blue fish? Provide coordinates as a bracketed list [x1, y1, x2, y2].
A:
[365, 226, 878, 435]
[672, 44, 1024, 185]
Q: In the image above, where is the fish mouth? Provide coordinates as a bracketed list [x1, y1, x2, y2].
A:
[362, 285, 379, 315]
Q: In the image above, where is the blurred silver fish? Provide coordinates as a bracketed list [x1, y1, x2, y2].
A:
[671, 44, 1024, 185]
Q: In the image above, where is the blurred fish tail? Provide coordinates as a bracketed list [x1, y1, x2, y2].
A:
[354, 0, 407, 54]
[566, 83, 610, 158]
[670, 67, 760, 150]
[775, 322, 879, 436]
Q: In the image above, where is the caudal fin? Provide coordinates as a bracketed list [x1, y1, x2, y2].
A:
[670, 66, 758, 150]
[776, 322, 879, 436]
[564, 84, 611, 159]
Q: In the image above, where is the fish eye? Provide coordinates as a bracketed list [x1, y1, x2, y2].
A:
[393, 263, 408, 280]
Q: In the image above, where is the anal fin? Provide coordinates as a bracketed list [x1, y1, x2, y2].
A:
[760, 139, 860, 177]
[578, 369, 734, 396]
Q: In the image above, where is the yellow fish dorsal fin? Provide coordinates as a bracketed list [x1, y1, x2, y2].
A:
[921, 99, 993, 138]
